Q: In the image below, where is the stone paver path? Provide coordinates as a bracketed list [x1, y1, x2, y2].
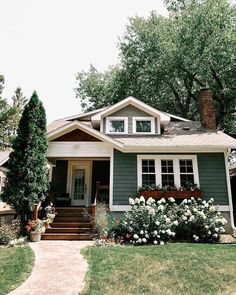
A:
[8, 241, 94, 295]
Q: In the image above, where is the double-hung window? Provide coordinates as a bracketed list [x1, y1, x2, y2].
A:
[141, 159, 156, 187]
[161, 160, 175, 186]
[138, 155, 199, 188]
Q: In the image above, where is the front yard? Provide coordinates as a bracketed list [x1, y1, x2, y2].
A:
[81, 243, 236, 295]
[0, 245, 34, 295]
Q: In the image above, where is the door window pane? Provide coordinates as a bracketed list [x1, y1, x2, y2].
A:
[73, 169, 85, 200]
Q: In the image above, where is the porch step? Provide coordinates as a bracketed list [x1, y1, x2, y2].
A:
[50, 222, 92, 228]
[55, 207, 93, 213]
[46, 227, 91, 234]
[41, 233, 93, 240]
[54, 216, 91, 222]
[43, 207, 94, 240]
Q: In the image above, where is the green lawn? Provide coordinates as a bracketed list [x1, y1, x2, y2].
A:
[0, 245, 34, 295]
[81, 243, 236, 295]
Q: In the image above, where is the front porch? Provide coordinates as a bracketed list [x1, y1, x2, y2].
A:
[48, 158, 110, 208]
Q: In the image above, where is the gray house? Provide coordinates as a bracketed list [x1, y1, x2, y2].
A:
[45, 89, 236, 239]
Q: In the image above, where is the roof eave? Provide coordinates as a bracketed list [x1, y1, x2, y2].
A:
[122, 145, 231, 153]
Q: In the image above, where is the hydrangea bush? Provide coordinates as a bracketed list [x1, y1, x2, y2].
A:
[117, 196, 227, 245]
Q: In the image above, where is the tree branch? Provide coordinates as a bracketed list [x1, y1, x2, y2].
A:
[166, 81, 185, 116]
[180, 67, 205, 88]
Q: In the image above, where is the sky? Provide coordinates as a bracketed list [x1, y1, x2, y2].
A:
[0, 0, 168, 123]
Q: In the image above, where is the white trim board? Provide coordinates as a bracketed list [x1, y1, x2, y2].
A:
[224, 149, 235, 229]
[110, 205, 230, 212]
[109, 149, 114, 212]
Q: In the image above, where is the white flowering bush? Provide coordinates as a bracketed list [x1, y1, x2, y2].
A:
[118, 196, 177, 245]
[175, 197, 227, 242]
[116, 197, 227, 245]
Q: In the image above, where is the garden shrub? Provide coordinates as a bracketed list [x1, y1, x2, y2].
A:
[174, 197, 226, 242]
[117, 197, 227, 245]
[95, 202, 117, 239]
[0, 218, 20, 245]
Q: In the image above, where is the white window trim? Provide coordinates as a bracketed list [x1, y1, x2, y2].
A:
[106, 117, 128, 134]
[132, 117, 155, 134]
[137, 155, 200, 189]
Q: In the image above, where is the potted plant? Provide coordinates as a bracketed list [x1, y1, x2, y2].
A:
[178, 182, 202, 198]
[26, 219, 46, 242]
[44, 204, 57, 223]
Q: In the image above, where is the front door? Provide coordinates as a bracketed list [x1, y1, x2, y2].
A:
[71, 162, 91, 206]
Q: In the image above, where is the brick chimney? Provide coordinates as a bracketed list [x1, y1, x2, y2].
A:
[198, 88, 217, 130]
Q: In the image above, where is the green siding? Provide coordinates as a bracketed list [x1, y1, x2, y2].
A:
[197, 153, 228, 205]
[113, 150, 137, 205]
[51, 160, 68, 195]
[113, 150, 229, 206]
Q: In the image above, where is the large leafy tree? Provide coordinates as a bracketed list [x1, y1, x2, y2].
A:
[2, 91, 49, 229]
[75, 0, 236, 132]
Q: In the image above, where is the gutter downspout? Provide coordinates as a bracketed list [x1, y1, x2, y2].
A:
[224, 148, 236, 235]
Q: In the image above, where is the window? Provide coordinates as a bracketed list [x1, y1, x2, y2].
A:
[141, 159, 156, 187]
[161, 160, 174, 186]
[106, 117, 128, 134]
[138, 155, 199, 188]
[179, 159, 194, 186]
[133, 117, 155, 134]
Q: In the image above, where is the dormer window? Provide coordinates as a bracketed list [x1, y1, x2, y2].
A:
[106, 117, 128, 134]
[133, 117, 155, 134]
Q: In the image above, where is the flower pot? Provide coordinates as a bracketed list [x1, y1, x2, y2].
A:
[30, 232, 41, 242]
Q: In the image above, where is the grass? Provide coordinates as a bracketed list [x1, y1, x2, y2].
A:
[0, 245, 34, 295]
[81, 243, 236, 295]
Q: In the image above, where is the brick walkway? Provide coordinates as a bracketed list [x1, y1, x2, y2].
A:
[8, 241, 94, 295]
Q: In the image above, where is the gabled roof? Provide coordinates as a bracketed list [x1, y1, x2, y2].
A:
[47, 120, 123, 151]
[60, 107, 108, 121]
[162, 111, 190, 122]
[91, 96, 170, 126]
[0, 151, 10, 166]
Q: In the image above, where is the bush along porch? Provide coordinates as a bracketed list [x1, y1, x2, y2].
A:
[94, 196, 228, 245]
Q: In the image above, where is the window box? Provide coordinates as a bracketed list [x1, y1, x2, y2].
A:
[139, 190, 162, 198]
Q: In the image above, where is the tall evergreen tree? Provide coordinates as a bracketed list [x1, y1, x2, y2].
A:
[0, 75, 15, 149]
[11, 87, 28, 136]
[2, 91, 49, 229]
